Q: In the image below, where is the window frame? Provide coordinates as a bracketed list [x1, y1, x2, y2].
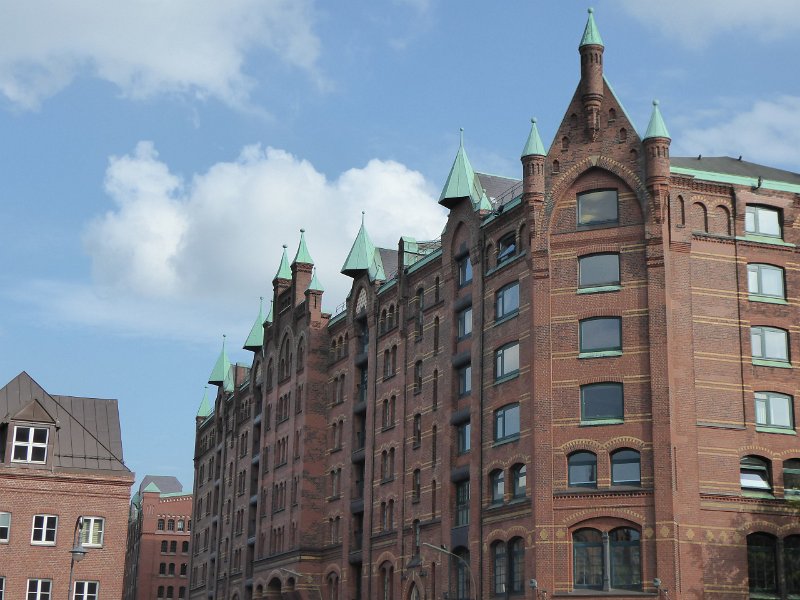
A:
[457, 422, 471, 454]
[31, 514, 58, 545]
[457, 306, 473, 339]
[455, 481, 470, 527]
[489, 470, 505, 505]
[28, 579, 52, 600]
[745, 205, 782, 239]
[747, 533, 778, 596]
[610, 449, 641, 487]
[458, 365, 472, 396]
[80, 516, 105, 548]
[568, 452, 597, 488]
[751, 326, 790, 364]
[577, 189, 619, 227]
[747, 263, 785, 300]
[579, 317, 622, 355]
[495, 342, 520, 381]
[741, 455, 772, 494]
[73, 581, 99, 600]
[755, 391, 794, 430]
[784, 459, 800, 498]
[496, 281, 520, 321]
[494, 403, 520, 443]
[457, 256, 472, 287]
[580, 382, 624, 424]
[511, 464, 527, 499]
[0, 512, 10, 543]
[12, 425, 49, 464]
[578, 253, 620, 290]
[497, 232, 517, 265]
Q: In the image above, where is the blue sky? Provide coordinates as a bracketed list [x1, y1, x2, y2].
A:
[1, 0, 798, 492]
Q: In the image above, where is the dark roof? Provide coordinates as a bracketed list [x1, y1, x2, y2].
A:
[0, 371, 130, 473]
[477, 172, 522, 206]
[140, 475, 184, 495]
[378, 247, 399, 279]
[671, 156, 800, 185]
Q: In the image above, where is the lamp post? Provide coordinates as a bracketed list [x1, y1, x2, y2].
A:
[279, 567, 322, 600]
[67, 516, 86, 600]
[422, 543, 476, 600]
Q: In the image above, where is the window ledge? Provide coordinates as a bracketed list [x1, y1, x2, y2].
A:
[493, 434, 520, 447]
[578, 350, 622, 359]
[494, 311, 519, 326]
[756, 426, 796, 435]
[494, 372, 519, 386]
[580, 419, 624, 427]
[752, 359, 792, 369]
[381, 424, 396, 432]
[737, 234, 795, 247]
[741, 490, 774, 499]
[486, 252, 525, 277]
[577, 285, 621, 295]
[749, 295, 788, 305]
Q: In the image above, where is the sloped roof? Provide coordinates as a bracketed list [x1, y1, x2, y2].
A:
[140, 474, 183, 495]
[0, 371, 130, 473]
[671, 156, 800, 185]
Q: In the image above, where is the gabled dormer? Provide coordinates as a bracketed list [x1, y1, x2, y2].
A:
[1, 398, 56, 467]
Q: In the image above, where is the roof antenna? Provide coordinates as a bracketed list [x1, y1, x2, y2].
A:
[738, 155, 742, 161]
[697, 154, 702, 160]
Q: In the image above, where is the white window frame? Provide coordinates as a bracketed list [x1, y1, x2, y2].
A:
[31, 514, 58, 545]
[751, 326, 789, 362]
[73, 581, 99, 600]
[12, 425, 49, 464]
[0, 512, 9, 543]
[80, 517, 105, 548]
[755, 392, 794, 430]
[0, 576, 4, 600]
[27, 579, 52, 600]
[457, 306, 473, 338]
[745, 205, 782, 238]
[747, 264, 785, 299]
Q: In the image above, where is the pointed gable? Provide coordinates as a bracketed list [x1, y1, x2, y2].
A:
[12, 398, 56, 424]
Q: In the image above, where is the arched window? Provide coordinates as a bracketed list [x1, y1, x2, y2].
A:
[433, 317, 440, 353]
[610, 528, 641, 590]
[748, 533, 778, 596]
[431, 479, 437, 517]
[412, 469, 421, 501]
[413, 414, 422, 447]
[573, 528, 603, 589]
[490, 469, 505, 504]
[384, 350, 391, 378]
[453, 548, 470, 600]
[785, 535, 800, 595]
[326, 572, 340, 600]
[784, 459, 800, 497]
[297, 340, 305, 371]
[161, 540, 168, 553]
[511, 464, 527, 498]
[414, 361, 423, 394]
[380, 561, 394, 600]
[611, 449, 641, 486]
[492, 541, 507, 595]
[497, 232, 517, 264]
[741, 455, 772, 493]
[157, 519, 165, 531]
[380, 309, 387, 334]
[432, 370, 438, 410]
[568, 452, 597, 488]
[509, 537, 525, 593]
[431, 425, 437, 462]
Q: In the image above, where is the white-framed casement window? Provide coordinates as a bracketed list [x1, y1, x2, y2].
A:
[751, 326, 790, 364]
[73, 582, 98, 600]
[27, 579, 52, 600]
[745, 205, 782, 238]
[0, 576, 5, 600]
[0, 512, 10, 542]
[747, 264, 785, 300]
[80, 517, 105, 547]
[31, 514, 57, 545]
[12, 426, 49, 463]
[755, 392, 794, 430]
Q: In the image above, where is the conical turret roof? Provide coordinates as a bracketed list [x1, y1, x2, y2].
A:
[208, 335, 231, 386]
[273, 245, 291, 281]
[197, 387, 213, 418]
[644, 100, 671, 140]
[521, 117, 546, 157]
[308, 268, 324, 292]
[292, 229, 314, 266]
[341, 213, 377, 276]
[243, 298, 265, 352]
[439, 129, 486, 209]
[580, 8, 604, 48]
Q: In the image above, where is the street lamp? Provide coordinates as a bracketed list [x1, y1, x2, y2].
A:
[422, 543, 476, 600]
[67, 516, 86, 600]
[279, 567, 322, 600]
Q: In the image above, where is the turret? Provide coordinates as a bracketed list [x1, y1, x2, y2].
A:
[579, 8, 604, 138]
[305, 267, 324, 315]
[439, 129, 486, 211]
[291, 229, 314, 307]
[243, 297, 265, 353]
[208, 335, 233, 393]
[272, 244, 291, 298]
[196, 387, 213, 425]
[521, 117, 546, 205]
[642, 99, 672, 187]
[341, 212, 386, 282]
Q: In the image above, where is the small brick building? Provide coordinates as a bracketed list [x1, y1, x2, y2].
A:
[189, 10, 800, 600]
[0, 371, 134, 600]
[124, 476, 194, 600]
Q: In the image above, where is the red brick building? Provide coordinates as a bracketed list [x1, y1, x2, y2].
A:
[125, 476, 194, 600]
[190, 10, 800, 600]
[0, 371, 134, 600]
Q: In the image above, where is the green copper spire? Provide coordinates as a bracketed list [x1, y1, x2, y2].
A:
[644, 99, 671, 140]
[143, 482, 161, 493]
[521, 117, 546, 158]
[243, 297, 265, 352]
[439, 128, 485, 208]
[197, 386, 213, 418]
[292, 229, 314, 266]
[265, 299, 274, 324]
[208, 335, 231, 386]
[273, 245, 291, 281]
[341, 212, 377, 276]
[476, 189, 493, 212]
[580, 8, 604, 48]
[308, 268, 324, 292]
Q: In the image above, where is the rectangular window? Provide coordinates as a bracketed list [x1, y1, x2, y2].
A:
[457, 307, 472, 338]
[495, 343, 520, 380]
[751, 327, 789, 362]
[28, 579, 52, 600]
[0, 512, 9, 543]
[746, 205, 781, 238]
[31, 515, 57, 545]
[12, 426, 48, 463]
[755, 392, 793, 429]
[497, 233, 517, 264]
[578, 253, 620, 289]
[458, 256, 472, 286]
[494, 404, 520, 442]
[0, 577, 4, 600]
[73, 582, 99, 600]
[496, 282, 519, 320]
[581, 383, 624, 423]
[455, 481, 470, 527]
[579, 317, 622, 354]
[747, 264, 785, 299]
[80, 517, 105, 547]
[457, 423, 471, 454]
[458, 365, 472, 396]
[577, 190, 618, 226]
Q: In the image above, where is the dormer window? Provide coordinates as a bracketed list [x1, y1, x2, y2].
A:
[12, 426, 48, 463]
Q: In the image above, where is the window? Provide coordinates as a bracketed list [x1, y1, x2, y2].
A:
[579, 317, 622, 354]
[755, 392, 793, 429]
[577, 190, 618, 226]
[746, 205, 781, 238]
[458, 256, 472, 286]
[414, 362, 423, 394]
[161, 540, 168, 553]
[496, 282, 519, 320]
[453, 548, 470, 600]
[170, 541, 177, 553]
[611, 449, 641, 486]
[457, 422, 471, 454]
[458, 365, 472, 396]
[609, 528, 642, 590]
[182, 541, 189, 553]
[0, 577, 3, 600]
[412, 469, 421, 501]
[741, 455, 771, 493]
[581, 382, 623, 423]
[509, 538, 525, 594]
[511, 464, 527, 498]
[455, 481, 470, 526]
[751, 326, 789, 363]
[784, 459, 800, 497]
[457, 306, 472, 338]
[490, 470, 504, 504]
[573, 528, 641, 591]
[12, 426, 48, 463]
[748, 264, 785, 299]
[494, 404, 520, 442]
[73, 582, 98, 600]
[0, 512, 9, 542]
[748, 533, 778, 596]
[573, 529, 603, 589]
[495, 343, 519, 380]
[80, 517, 104, 547]
[160, 563, 167, 575]
[786, 535, 800, 596]
[157, 519, 165, 531]
[27, 579, 52, 600]
[497, 232, 517, 264]
[568, 452, 597, 488]
[413, 414, 422, 447]
[578, 253, 620, 289]
[492, 541, 507, 595]
[31, 514, 57, 544]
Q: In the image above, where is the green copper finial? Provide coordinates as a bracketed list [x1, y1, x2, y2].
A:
[197, 386, 213, 418]
[580, 7, 604, 48]
[208, 335, 231, 386]
[273, 244, 291, 281]
[308, 267, 324, 292]
[439, 128, 486, 209]
[243, 297, 265, 352]
[644, 99, 671, 140]
[292, 228, 314, 266]
[521, 117, 546, 158]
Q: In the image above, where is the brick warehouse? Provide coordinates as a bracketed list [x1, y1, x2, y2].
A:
[0, 371, 134, 600]
[189, 10, 800, 600]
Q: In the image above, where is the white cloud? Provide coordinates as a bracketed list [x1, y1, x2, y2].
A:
[27, 142, 445, 342]
[0, 0, 320, 109]
[619, 0, 798, 47]
[674, 96, 800, 172]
